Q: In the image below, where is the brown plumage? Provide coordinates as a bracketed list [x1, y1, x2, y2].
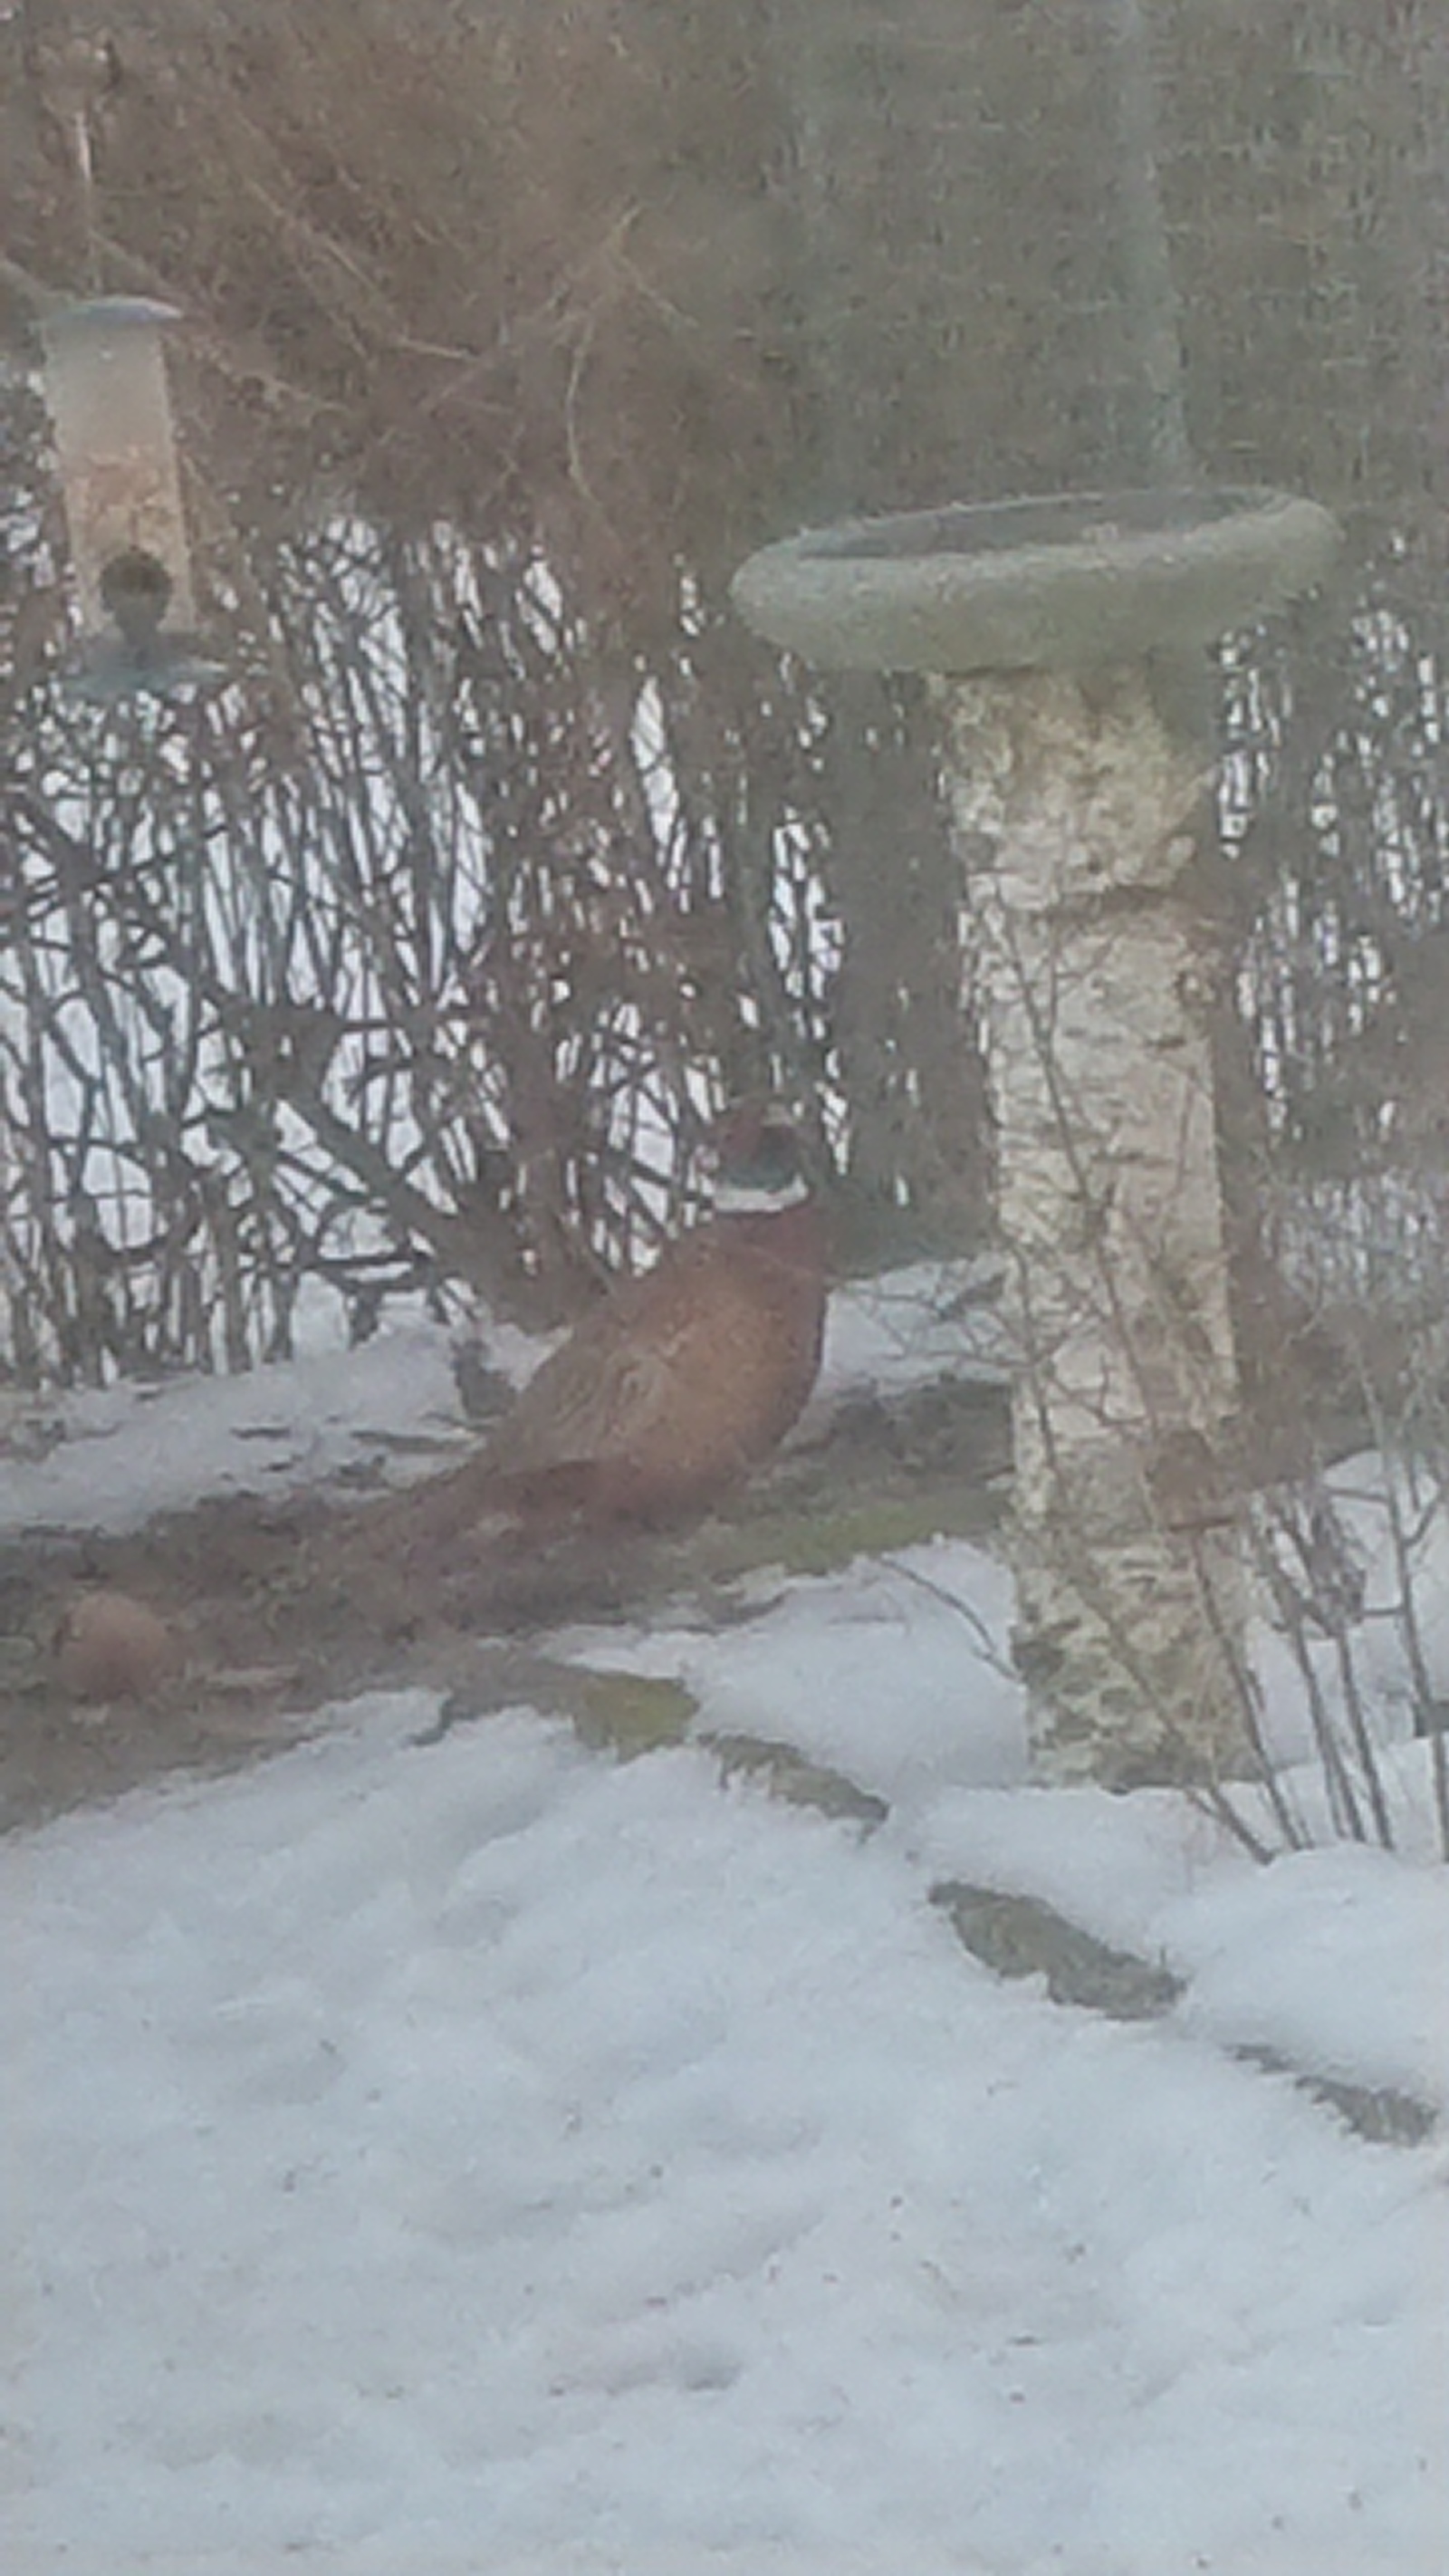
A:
[389, 1102, 827, 1552]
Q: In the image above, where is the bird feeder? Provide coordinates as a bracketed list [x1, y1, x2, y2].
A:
[38, 295, 223, 698]
[734, 488, 1341, 1786]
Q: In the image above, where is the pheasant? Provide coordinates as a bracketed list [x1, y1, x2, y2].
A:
[375, 1100, 827, 1560]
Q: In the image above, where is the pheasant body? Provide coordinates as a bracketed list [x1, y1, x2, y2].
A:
[391, 1103, 826, 1551]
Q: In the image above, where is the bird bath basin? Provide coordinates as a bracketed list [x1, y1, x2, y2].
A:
[730, 486, 1340, 675]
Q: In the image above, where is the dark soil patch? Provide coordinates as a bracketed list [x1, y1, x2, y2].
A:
[0, 1375, 1010, 1832]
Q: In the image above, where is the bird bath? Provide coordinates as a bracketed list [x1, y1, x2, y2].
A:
[734, 487, 1341, 1784]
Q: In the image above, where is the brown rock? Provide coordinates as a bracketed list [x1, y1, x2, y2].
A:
[55, 1589, 178, 1703]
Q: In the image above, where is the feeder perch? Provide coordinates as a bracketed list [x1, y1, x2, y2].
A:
[734, 488, 1341, 1786]
[38, 295, 223, 698]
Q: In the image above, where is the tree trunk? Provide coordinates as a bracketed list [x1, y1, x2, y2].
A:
[940, 668, 1252, 1785]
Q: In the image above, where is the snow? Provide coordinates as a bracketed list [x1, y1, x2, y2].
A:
[911, 1782, 1449, 2119]
[8, 1703, 1445, 2576]
[556, 1538, 1026, 1810]
[818, 1255, 1009, 1398]
[0, 1319, 467, 1538]
[3, 1292, 1447, 2574]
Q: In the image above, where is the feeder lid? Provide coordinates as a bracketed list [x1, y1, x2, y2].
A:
[732, 487, 1342, 675]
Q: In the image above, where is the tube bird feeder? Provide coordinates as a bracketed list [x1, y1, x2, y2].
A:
[734, 487, 1340, 1785]
[38, 295, 223, 698]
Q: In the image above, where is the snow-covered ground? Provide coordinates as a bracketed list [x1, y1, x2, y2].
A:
[3, 1280, 1447, 2575]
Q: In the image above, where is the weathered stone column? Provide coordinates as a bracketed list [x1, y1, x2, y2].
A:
[734, 490, 1340, 1784]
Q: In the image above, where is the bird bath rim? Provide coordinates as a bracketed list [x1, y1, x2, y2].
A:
[731, 485, 1342, 676]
